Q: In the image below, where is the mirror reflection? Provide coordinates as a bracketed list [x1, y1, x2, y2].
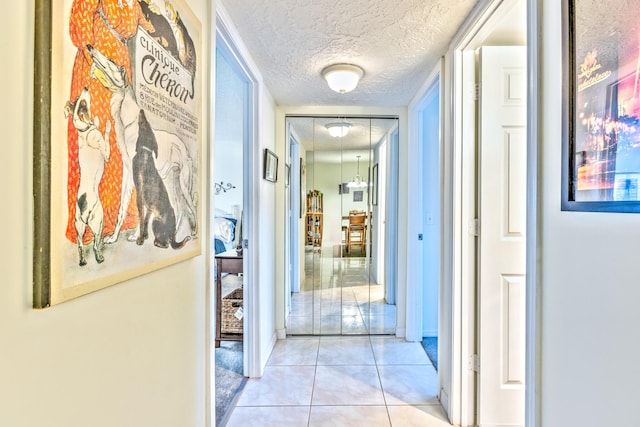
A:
[285, 116, 398, 336]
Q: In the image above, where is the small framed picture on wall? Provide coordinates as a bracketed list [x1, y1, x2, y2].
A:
[264, 149, 278, 182]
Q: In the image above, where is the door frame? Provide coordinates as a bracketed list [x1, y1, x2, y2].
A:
[406, 67, 442, 344]
[284, 126, 302, 328]
[525, 1, 541, 425]
[215, 6, 261, 378]
[406, 67, 443, 352]
[440, 0, 540, 425]
[383, 127, 399, 306]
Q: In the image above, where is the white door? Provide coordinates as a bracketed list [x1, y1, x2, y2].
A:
[478, 46, 527, 427]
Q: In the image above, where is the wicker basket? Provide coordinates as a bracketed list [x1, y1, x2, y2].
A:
[222, 288, 243, 334]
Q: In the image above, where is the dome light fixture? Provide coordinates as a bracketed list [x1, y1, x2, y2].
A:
[325, 121, 352, 138]
[321, 64, 364, 93]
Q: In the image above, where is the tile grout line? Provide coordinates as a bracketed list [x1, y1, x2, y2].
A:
[306, 337, 321, 427]
[368, 334, 394, 427]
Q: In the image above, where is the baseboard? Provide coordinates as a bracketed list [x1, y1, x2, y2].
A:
[276, 328, 286, 340]
[261, 331, 278, 370]
[440, 387, 449, 418]
[395, 327, 406, 338]
[422, 329, 438, 338]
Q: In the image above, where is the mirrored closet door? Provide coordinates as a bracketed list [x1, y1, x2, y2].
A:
[285, 116, 398, 336]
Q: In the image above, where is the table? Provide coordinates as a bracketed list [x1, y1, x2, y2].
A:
[215, 250, 243, 348]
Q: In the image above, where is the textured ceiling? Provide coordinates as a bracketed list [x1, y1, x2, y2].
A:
[219, 0, 479, 106]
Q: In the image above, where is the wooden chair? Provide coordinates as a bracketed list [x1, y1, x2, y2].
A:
[347, 211, 366, 254]
[341, 218, 348, 246]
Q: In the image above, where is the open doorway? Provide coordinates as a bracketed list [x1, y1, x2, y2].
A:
[284, 116, 399, 336]
[213, 19, 258, 425]
[407, 1, 528, 425]
[443, 0, 528, 425]
[415, 78, 441, 370]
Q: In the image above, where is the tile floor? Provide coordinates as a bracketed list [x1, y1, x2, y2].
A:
[287, 249, 397, 335]
[224, 336, 452, 426]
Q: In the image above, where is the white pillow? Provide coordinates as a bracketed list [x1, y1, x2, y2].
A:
[214, 217, 235, 243]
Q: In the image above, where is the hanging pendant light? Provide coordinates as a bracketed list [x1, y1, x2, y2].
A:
[347, 155, 368, 188]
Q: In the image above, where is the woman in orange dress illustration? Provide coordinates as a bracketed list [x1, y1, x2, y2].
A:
[67, 0, 153, 246]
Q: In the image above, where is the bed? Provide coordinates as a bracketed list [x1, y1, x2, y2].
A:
[214, 208, 242, 255]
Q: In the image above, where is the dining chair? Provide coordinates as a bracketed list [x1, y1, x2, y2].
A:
[347, 211, 366, 254]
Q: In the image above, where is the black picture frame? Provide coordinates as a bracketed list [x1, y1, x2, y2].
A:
[264, 149, 278, 182]
[562, 0, 640, 212]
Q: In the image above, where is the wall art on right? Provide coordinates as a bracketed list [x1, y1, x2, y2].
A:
[562, 0, 640, 212]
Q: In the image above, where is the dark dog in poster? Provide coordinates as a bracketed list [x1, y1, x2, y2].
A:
[138, 0, 180, 60]
[132, 109, 190, 249]
[165, 2, 196, 90]
[64, 87, 111, 266]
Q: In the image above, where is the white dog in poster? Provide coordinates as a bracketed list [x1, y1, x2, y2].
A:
[64, 87, 111, 266]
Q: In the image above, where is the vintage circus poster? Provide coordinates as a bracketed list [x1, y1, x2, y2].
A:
[35, 0, 202, 306]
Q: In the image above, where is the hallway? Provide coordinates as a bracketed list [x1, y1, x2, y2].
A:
[224, 335, 450, 426]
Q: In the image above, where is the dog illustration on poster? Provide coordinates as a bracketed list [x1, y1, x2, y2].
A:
[87, 43, 197, 244]
[133, 109, 190, 249]
[64, 87, 111, 266]
[66, 0, 154, 248]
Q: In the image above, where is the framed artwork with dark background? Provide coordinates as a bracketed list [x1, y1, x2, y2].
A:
[562, 0, 640, 212]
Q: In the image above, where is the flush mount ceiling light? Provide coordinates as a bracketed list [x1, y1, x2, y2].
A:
[321, 64, 364, 93]
[325, 121, 352, 138]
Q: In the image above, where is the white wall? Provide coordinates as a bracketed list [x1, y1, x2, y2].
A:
[540, 2, 640, 426]
[214, 140, 243, 213]
[214, 46, 244, 213]
[1, 1, 211, 426]
[257, 86, 278, 368]
[212, 42, 249, 215]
